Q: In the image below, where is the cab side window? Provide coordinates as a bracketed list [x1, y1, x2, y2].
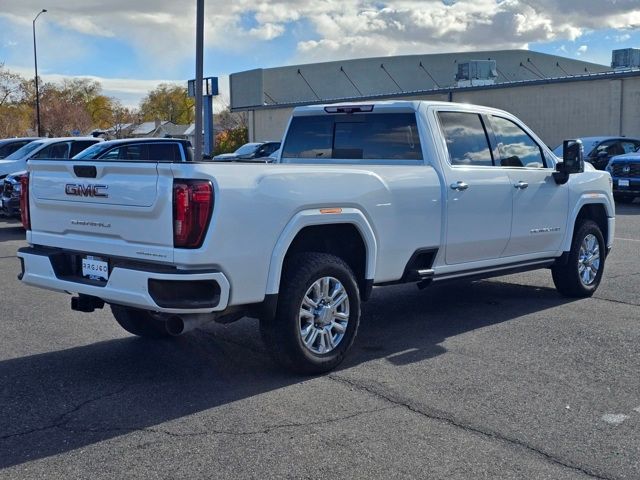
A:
[70, 140, 99, 157]
[101, 145, 148, 161]
[621, 140, 640, 154]
[32, 142, 71, 159]
[438, 112, 493, 166]
[148, 143, 181, 161]
[489, 116, 546, 168]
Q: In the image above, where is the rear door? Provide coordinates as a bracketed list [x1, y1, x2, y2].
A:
[437, 111, 513, 264]
[29, 160, 175, 262]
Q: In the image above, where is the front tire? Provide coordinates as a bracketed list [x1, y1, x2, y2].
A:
[111, 305, 171, 338]
[552, 220, 606, 297]
[260, 253, 361, 375]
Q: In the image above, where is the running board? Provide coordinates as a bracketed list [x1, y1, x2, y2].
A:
[432, 259, 555, 283]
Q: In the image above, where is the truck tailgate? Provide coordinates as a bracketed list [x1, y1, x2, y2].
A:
[28, 160, 175, 263]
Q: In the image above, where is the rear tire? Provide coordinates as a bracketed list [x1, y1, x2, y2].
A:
[551, 220, 605, 298]
[260, 253, 361, 375]
[111, 305, 171, 338]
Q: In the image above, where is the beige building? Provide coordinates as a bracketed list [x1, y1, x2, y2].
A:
[229, 49, 640, 148]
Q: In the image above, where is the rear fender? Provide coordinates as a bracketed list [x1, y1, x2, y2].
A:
[265, 208, 377, 295]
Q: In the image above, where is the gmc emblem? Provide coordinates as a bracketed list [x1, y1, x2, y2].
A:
[65, 184, 109, 198]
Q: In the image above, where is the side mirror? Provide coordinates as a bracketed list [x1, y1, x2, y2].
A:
[553, 139, 584, 184]
[562, 139, 584, 174]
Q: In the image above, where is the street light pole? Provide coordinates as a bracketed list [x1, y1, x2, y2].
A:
[33, 9, 47, 137]
[194, 0, 204, 161]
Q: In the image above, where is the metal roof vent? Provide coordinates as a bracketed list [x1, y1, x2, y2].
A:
[611, 48, 640, 69]
[455, 60, 498, 87]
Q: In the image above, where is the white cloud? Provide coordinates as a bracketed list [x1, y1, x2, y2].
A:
[576, 45, 588, 56]
[249, 23, 286, 40]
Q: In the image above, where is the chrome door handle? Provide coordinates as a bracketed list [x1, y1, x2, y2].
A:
[450, 181, 469, 191]
[514, 181, 529, 189]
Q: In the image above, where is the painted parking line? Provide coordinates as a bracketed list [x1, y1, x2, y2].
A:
[615, 237, 640, 242]
[602, 413, 629, 425]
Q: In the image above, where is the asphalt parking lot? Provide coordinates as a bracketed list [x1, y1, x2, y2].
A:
[0, 204, 638, 480]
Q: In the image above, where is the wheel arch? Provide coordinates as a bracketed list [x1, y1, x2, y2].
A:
[265, 208, 377, 298]
[562, 198, 612, 253]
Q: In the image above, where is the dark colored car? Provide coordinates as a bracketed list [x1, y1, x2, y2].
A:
[0, 138, 40, 159]
[606, 153, 640, 204]
[553, 136, 640, 170]
[0, 172, 24, 217]
[213, 141, 281, 162]
[73, 137, 193, 162]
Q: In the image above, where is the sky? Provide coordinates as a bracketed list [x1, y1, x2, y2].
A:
[1, 0, 639, 109]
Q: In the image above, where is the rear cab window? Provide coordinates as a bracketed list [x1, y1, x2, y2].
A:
[437, 112, 493, 166]
[281, 112, 423, 163]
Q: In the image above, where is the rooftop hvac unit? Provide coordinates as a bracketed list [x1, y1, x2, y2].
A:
[455, 60, 498, 87]
[611, 48, 640, 69]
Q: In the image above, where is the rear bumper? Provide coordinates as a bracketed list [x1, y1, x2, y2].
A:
[17, 246, 230, 314]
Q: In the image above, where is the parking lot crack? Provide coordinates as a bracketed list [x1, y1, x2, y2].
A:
[0, 386, 129, 441]
[328, 374, 615, 480]
[58, 405, 397, 438]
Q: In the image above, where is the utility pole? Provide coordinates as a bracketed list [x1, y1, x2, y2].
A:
[194, 0, 204, 161]
[33, 9, 47, 137]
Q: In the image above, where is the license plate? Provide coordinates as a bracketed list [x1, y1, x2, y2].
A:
[82, 256, 109, 281]
[619, 179, 630, 188]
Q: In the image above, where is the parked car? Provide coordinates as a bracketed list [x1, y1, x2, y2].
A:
[0, 138, 40, 159]
[1, 138, 191, 218]
[606, 152, 640, 203]
[18, 100, 614, 373]
[267, 147, 281, 162]
[553, 136, 640, 170]
[0, 137, 103, 179]
[213, 141, 281, 162]
[0, 137, 102, 217]
[72, 137, 193, 162]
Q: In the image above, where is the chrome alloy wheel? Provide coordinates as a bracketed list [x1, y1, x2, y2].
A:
[578, 233, 600, 286]
[298, 276, 350, 355]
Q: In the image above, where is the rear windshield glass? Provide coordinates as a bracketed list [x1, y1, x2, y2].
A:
[5, 141, 44, 160]
[282, 113, 423, 161]
[234, 143, 261, 156]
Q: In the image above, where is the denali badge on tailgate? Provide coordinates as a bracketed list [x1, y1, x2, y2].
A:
[65, 184, 109, 198]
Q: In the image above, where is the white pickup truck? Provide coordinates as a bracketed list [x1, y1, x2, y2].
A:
[17, 101, 614, 373]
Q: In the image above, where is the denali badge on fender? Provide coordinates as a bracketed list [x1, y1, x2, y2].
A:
[65, 184, 109, 198]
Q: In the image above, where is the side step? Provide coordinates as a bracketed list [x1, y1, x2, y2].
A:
[415, 269, 434, 290]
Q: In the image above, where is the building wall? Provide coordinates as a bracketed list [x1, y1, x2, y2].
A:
[251, 107, 294, 142]
[248, 76, 640, 148]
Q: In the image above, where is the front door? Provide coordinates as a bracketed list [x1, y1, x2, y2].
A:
[487, 115, 569, 256]
[437, 111, 513, 265]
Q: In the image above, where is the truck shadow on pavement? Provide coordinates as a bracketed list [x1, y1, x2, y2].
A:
[0, 279, 576, 469]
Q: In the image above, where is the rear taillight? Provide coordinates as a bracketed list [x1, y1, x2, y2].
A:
[20, 174, 30, 230]
[173, 180, 213, 248]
